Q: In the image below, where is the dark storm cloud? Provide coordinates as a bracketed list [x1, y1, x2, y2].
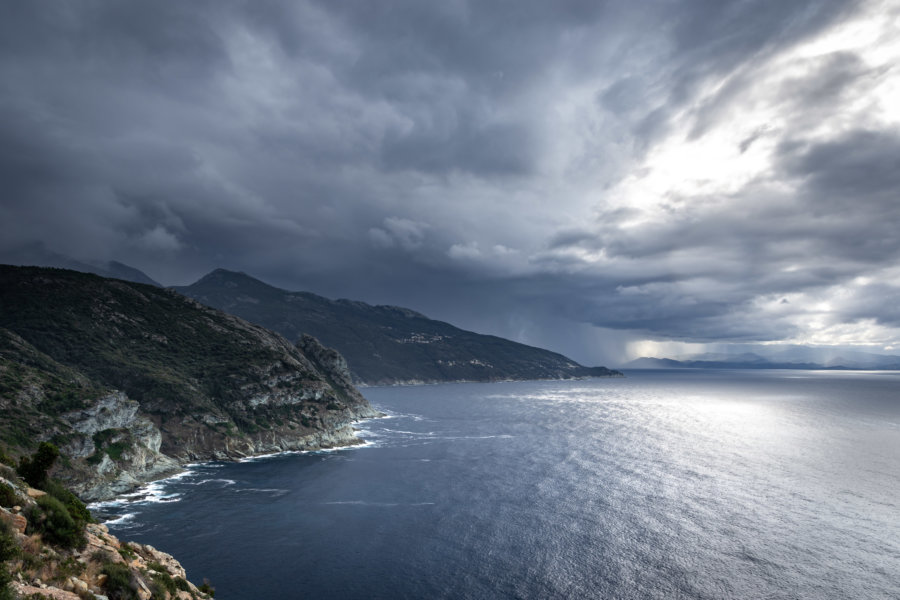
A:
[1, 0, 895, 364]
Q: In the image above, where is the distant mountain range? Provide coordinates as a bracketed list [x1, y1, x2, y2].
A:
[175, 269, 621, 385]
[2, 244, 162, 287]
[625, 351, 900, 371]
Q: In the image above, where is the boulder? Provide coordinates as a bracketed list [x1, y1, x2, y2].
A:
[26, 487, 47, 498]
[11, 582, 81, 599]
[0, 508, 27, 534]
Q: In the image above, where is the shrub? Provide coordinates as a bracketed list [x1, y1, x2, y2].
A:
[27, 495, 85, 549]
[150, 569, 176, 596]
[42, 480, 93, 525]
[0, 484, 18, 508]
[0, 447, 15, 468]
[17, 442, 59, 488]
[198, 579, 215, 597]
[0, 520, 17, 562]
[0, 566, 12, 600]
[102, 563, 138, 600]
[173, 577, 192, 592]
[148, 581, 167, 600]
[0, 521, 18, 600]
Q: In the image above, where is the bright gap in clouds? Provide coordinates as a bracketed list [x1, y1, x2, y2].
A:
[603, 0, 900, 354]
[615, 0, 900, 225]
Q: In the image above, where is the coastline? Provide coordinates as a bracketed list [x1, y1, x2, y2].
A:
[88, 411, 386, 515]
[356, 373, 625, 388]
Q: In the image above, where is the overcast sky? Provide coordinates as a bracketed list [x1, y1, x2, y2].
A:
[2, 0, 899, 366]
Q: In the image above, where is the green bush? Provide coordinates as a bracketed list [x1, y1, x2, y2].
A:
[0, 484, 18, 508]
[173, 577, 192, 592]
[149, 580, 167, 600]
[42, 479, 93, 525]
[0, 520, 17, 562]
[102, 563, 138, 600]
[0, 447, 15, 468]
[150, 570, 176, 598]
[0, 565, 13, 600]
[17, 442, 59, 488]
[198, 579, 215, 597]
[0, 520, 18, 600]
[27, 495, 85, 549]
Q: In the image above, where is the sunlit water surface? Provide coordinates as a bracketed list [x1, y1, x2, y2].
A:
[95, 370, 900, 599]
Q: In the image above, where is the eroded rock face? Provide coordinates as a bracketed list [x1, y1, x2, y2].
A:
[54, 350, 379, 501]
[62, 392, 139, 436]
[57, 393, 181, 501]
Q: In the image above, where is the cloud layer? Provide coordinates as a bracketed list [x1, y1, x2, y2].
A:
[2, 0, 898, 364]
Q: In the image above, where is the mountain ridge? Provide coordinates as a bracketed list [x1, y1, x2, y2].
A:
[175, 269, 622, 384]
[0, 265, 379, 500]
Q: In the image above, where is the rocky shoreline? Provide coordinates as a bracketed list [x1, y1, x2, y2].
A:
[71, 407, 383, 503]
[356, 373, 625, 388]
[0, 471, 214, 600]
[89, 413, 384, 509]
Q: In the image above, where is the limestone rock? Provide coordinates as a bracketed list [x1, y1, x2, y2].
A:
[26, 487, 47, 498]
[11, 582, 81, 599]
[0, 507, 27, 534]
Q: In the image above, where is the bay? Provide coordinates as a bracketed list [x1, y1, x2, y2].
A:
[97, 370, 900, 599]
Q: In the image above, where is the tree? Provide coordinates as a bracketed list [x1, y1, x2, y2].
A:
[17, 442, 59, 488]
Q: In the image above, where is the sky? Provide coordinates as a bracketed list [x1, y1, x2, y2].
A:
[1, 0, 899, 367]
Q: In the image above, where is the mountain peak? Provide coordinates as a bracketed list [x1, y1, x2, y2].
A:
[192, 268, 282, 291]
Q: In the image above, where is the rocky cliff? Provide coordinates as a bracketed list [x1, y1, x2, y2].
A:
[0, 266, 379, 501]
[0, 468, 213, 600]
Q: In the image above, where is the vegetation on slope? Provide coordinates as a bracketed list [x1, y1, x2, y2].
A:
[177, 269, 622, 384]
[0, 265, 375, 505]
[0, 445, 213, 599]
[0, 266, 370, 459]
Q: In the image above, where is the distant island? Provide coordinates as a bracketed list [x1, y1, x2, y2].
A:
[625, 352, 900, 371]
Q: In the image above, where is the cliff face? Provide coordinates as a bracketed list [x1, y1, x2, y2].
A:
[176, 269, 623, 385]
[0, 266, 379, 501]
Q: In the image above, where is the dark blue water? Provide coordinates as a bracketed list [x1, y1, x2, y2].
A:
[95, 370, 900, 599]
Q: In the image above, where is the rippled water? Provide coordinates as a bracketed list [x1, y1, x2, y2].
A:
[96, 370, 900, 599]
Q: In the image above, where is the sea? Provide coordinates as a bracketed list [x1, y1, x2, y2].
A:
[92, 370, 900, 599]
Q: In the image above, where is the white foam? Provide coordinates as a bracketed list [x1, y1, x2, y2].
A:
[234, 488, 289, 495]
[188, 478, 237, 486]
[322, 500, 436, 507]
[89, 467, 195, 511]
[104, 512, 137, 527]
[237, 450, 300, 463]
